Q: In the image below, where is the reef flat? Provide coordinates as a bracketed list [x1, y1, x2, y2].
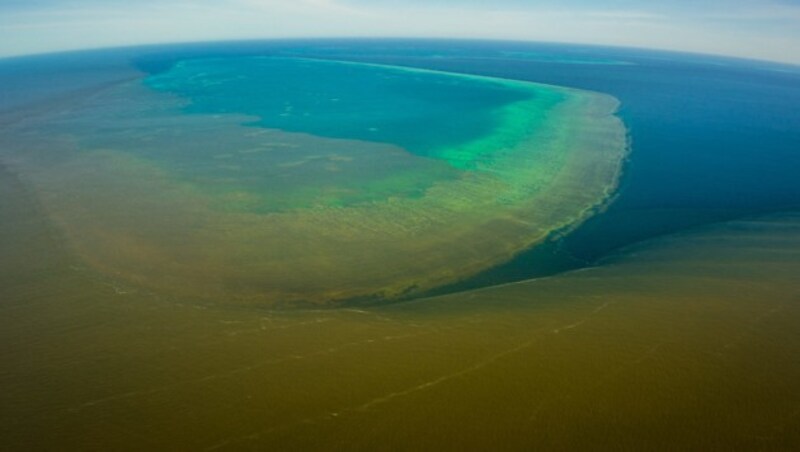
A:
[2, 57, 626, 306]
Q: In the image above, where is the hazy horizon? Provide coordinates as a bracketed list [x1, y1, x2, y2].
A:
[1, 0, 799, 65]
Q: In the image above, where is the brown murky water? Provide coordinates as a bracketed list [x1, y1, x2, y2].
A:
[2, 161, 799, 450]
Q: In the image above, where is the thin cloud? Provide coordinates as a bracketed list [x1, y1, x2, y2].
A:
[0, 0, 798, 64]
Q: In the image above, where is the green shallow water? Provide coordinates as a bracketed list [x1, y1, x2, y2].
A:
[1, 57, 627, 306]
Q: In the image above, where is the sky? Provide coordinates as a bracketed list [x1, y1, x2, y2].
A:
[1, 0, 800, 64]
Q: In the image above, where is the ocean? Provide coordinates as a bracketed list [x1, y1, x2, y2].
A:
[1, 39, 799, 449]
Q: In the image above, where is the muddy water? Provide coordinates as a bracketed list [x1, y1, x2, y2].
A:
[2, 162, 798, 450]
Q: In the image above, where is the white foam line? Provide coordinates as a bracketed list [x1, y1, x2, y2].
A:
[200, 299, 623, 449]
[552, 301, 612, 333]
[357, 335, 540, 411]
[203, 331, 546, 451]
[67, 330, 432, 414]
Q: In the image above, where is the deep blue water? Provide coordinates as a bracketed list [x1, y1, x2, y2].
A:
[2, 39, 799, 288]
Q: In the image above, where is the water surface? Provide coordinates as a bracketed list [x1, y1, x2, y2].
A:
[1, 40, 799, 450]
[1, 54, 626, 306]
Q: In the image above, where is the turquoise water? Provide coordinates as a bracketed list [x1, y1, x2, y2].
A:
[144, 57, 540, 166]
[50, 56, 573, 216]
